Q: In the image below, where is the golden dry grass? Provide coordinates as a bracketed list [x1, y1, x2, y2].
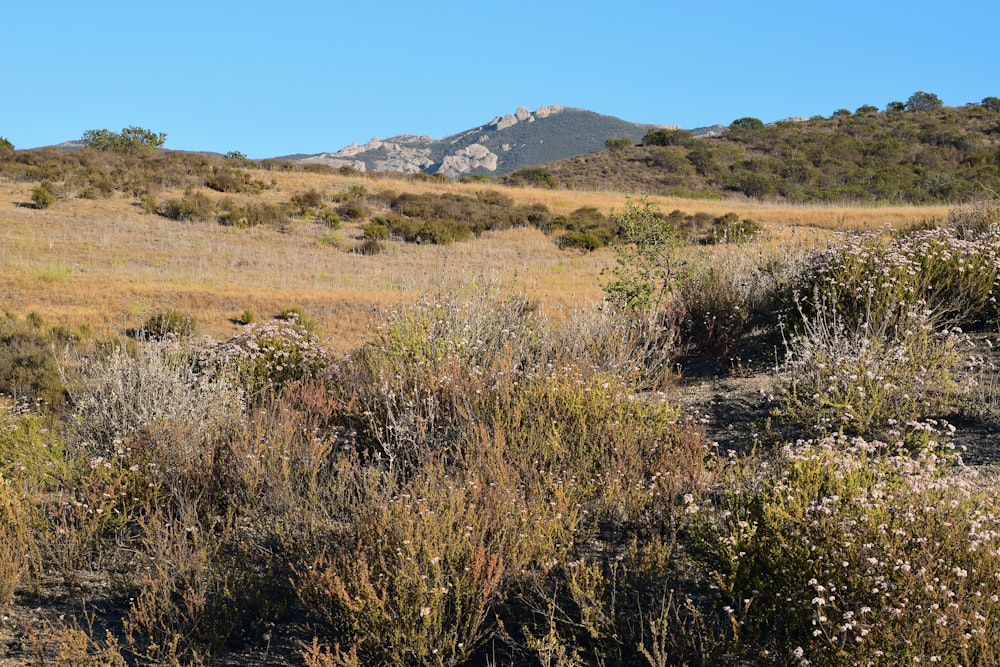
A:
[0, 167, 950, 352]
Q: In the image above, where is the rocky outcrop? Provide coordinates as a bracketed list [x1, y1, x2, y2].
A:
[437, 144, 498, 178]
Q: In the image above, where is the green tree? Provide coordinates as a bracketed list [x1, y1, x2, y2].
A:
[855, 104, 879, 114]
[905, 91, 943, 112]
[832, 108, 852, 117]
[982, 96, 1000, 111]
[885, 101, 906, 112]
[730, 117, 765, 131]
[642, 128, 692, 146]
[0, 136, 12, 154]
[82, 126, 166, 154]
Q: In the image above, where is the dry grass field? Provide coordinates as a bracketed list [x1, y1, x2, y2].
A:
[0, 167, 948, 351]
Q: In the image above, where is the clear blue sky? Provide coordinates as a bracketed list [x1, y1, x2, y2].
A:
[3, 1, 998, 158]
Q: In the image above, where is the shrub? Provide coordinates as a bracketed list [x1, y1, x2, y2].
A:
[779, 299, 969, 441]
[355, 238, 383, 255]
[790, 227, 1000, 332]
[0, 315, 67, 411]
[0, 136, 13, 154]
[82, 126, 166, 154]
[362, 221, 389, 239]
[217, 200, 290, 228]
[693, 433, 1000, 665]
[138, 308, 195, 339]
[158, 192, 214, 221]
[197, 317, 328, 399]
[643, 128, 693, 147]
[337, 202, 368, 220]
[31, 181, 56, 209]
[319, 209, 341, 229]
[505, 166, 559, 189]
[67, 338, 245, 455]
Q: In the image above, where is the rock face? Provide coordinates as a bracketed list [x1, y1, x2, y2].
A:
[291, 105, 658, 178]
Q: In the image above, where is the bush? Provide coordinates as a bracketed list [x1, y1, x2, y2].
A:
[67, 338, 245, 454]
[197, 317, 328, 398]
[138, 309, 196, 339]
[31, 181, 56, 209]
[505, 166, 559, 189]
[158, 192, 215, 221]
[693, 433, 1000, 665]
[0, 136, 13, 154]
[217, 200, 290, 228]
[0, 316, 67, 411]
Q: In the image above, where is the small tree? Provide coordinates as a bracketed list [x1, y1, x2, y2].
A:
[730, 117, 765, 131]
[642, 128, 692, 147]
[905, 91, 943, 112]
[603, 195, 683, 313]
[982, 96, 1000, 111]
[0, 136, 12, 154]
[855, 104, 879, 115]
[82, 126, 166, 154]
[885, 101, 906, 112]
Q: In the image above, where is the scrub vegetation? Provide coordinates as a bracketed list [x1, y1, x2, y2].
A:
[2, 105, 1000, 665]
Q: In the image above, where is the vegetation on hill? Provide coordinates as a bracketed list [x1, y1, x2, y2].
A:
[524, 94, 1000, 203]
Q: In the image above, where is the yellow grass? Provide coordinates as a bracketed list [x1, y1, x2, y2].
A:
[0, 167, 951, 353]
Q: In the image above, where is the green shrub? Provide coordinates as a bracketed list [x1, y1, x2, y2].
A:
[317, 230, 343, 248]
[157, 192, 214, 221]
[138, 309, 196, 340]
[505, 166, 559, 189]
[362, 221, 389, 239]
[31, 181, 56, 209]
[218, 200, 290, 228]
[0, 316, 67, 411]
[0, 136, 13, 154]
[319, 209, 341, 229]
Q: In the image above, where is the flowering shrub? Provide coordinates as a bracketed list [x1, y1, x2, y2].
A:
[694, 432, 1000, 665]
[198, 315, 328, 398]
[791, 226, 1000, 332]
[780, 300, 971, 442]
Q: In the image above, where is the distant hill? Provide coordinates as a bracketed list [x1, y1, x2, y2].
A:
[518, 103, 1000, 203]
[290, 106, 704, 178]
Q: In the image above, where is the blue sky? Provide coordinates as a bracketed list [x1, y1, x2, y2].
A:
[3, 1, 998, 158]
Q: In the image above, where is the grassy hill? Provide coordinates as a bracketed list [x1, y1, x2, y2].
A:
[511, 100, 1000, 203]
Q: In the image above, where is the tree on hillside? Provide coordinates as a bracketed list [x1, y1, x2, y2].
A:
[642, 128, 693, 147]
[0, 136, 12, 154]
[730, 117, 765, 131]
[885, 101, 906, 112]
[82, 126, 166, 154]
[982, 96, 1000, 111]
[905, 91, 943, 112]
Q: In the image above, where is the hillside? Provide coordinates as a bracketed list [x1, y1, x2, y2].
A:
[518, 99, 1000, 203]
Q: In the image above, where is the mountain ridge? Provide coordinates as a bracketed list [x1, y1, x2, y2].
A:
[289, 105, 713, 178]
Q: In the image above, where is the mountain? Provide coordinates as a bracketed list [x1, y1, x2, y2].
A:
[291, 105, 676, 178]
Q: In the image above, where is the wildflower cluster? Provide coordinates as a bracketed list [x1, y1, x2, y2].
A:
[696, 429, 1000, 665]
[792, 225, 1000, 332]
